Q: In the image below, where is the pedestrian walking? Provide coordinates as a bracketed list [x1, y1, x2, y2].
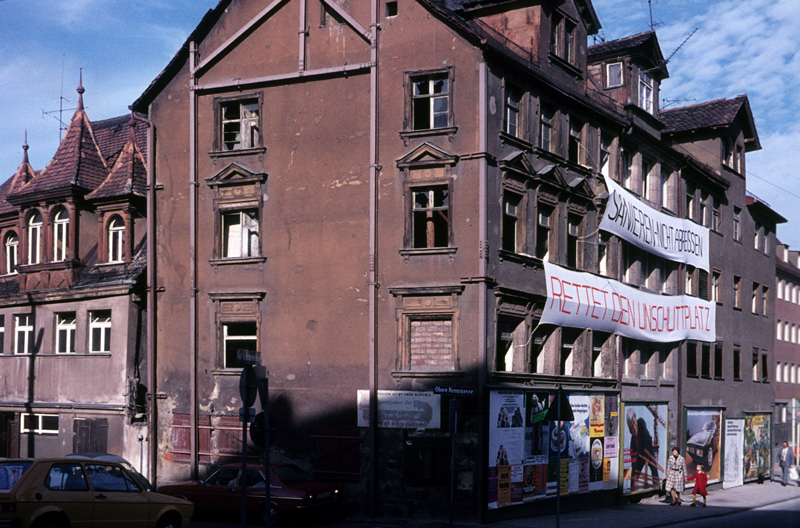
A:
[686, 464, 708, 507]
[773, 441, 795, 486]
[665, 447, 685, 505]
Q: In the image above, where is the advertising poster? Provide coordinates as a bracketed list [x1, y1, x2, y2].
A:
[743, 413, 771, 482]
[527, 392, 551, 464]
[724, 419, 744, 489]
[622, 402, 668, 494]
[357, 390, 441, 428]
[590, 395, 605, 437]
[567, 394, 591, 460]
[489, 391, 525, 509]
[685, 408, 723, 484]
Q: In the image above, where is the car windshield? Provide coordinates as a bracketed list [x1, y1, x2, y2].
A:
[272, 465, 313, 485]
[0, 462, 32, 490]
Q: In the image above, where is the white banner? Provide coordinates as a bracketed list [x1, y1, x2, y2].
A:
[724, 419, 744, 489]
[542, 262, 716, 343]
[600, 175, 709, 272]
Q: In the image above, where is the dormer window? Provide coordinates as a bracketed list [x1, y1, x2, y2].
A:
[4, 233, 18, 275]
[551, 13, 577, 66]
[108, 215, 126, 263]
[27, 212, 43, 265]
[606, 62, 623, 88]
[639, 71, 654, 114]
[53, 207, 69, 262]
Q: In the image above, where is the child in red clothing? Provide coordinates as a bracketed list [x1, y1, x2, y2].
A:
[687, 464, 708, 507]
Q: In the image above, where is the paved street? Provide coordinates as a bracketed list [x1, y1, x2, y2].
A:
[189, 479, 800, 528]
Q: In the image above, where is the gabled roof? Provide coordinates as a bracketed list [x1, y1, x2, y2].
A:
[588, 31, 668, 79]
[747, 195, 787, 225]
[86, 119, 147, 202]
[661, 95, 761, 151]
[8, 80, 109, 202]
[451, 0, 601, 35]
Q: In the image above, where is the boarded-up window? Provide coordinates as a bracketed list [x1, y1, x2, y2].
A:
[72, 418, 108, 454]
[410, 318, 454, 371]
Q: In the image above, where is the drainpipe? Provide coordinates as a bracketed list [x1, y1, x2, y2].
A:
[368, 0, 379, 517]
[189, 41, 199, 481]
[477, 60, 488, 523]
[145, 109, 158, 486]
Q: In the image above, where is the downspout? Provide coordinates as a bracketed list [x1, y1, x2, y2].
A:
[368, 0, 379, 517]
[189, 41, 199, 481]
[145, 109, 158, 486]
[477, 60, 488, 523]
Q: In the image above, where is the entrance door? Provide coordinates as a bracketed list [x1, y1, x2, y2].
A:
[0, 413, 18, 458]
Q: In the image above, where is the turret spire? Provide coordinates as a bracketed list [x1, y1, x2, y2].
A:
[76, 68, 85, 110]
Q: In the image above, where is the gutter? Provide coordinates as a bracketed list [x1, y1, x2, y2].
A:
[189, 41, 200, 481]
[368, 0, 379, 517]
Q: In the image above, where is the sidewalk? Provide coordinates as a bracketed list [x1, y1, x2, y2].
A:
[335, 480, 800, 528]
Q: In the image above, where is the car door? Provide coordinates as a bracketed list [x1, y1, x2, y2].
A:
[86, 463, 149, 527]
[197, 467, 242, 513]
[39, 462, 94, 527]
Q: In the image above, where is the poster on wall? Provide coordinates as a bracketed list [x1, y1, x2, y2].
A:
[489, 390, 620, 509]
[622, 402, 668, 495]
[724, 419, 744, 489]
[743, 413, 771, 482]
[684, 408, 723, 484]
[356, 390, 440, 428]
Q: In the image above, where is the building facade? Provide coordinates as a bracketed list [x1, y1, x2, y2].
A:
[0, 80, 149, 469]
[129, 0, 786, 520]
[774, 242, 800, 450]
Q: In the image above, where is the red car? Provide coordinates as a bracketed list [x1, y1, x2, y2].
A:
[158, 463, 339, 524]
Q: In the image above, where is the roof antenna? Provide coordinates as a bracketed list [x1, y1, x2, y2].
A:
[41, 55, 77, 141]
[665, 28, 698, 65]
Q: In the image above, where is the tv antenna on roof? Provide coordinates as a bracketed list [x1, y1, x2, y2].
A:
[647, 0, 663, 31]
[41, 55, 78, 142]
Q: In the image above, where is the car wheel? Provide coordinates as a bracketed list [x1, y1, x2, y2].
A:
[156, 514, 181, 528]
[260, 503, 278, 525]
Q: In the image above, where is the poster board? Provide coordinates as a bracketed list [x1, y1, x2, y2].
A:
[621, 402, 668, 495]
[684, 408, 723, 485]
[723, 419, 744, 488]
[743, 413, 771, 482]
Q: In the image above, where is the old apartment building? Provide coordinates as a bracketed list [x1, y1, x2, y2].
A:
[124, 0, 784, 520]
[775, 242, 800, 450]
[0, 79, 149, 466]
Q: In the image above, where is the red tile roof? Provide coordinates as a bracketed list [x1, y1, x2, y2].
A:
[660, 95, 748, 134]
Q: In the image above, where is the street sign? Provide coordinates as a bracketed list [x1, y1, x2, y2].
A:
[434, 385, 476, 397]
[239, 407, 256, 423]
[239, 364, 258, 408]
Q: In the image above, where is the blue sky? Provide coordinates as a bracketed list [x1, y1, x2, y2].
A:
[1, 0, 799, 247]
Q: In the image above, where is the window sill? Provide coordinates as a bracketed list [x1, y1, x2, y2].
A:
[209, 147, 266, 159]
[210, 256, 267, 267]
[498, 132, 532, 151]
[547, 53, 583, 78]
[399, 127, 458, 145]
[18, 260, 79, 273]
[399, 247, 457, 262]
[391, 370, 464, 380]
[1, 352, 112, 358]
[498, 249, 540, 268]
[659, 379, 676, 387]
[211, 369, 243, 376]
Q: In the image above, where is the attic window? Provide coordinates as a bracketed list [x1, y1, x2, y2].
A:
[639, 72, 654, 115]
[219, 98, 260, 151]
[606, 62, 623, 88]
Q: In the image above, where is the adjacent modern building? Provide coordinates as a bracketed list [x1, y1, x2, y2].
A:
[774, 242, 800, 451]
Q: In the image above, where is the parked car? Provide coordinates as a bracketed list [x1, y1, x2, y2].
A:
[158, 462, 339, 524]
[0, 457, 193, 528]
[65, 452, 153, 490]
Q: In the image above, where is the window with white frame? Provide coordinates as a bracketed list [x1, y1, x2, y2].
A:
[55, 312, 76, 354]
[761, 286, 769, 316]
[89, 310, 111, 353]
[639, 71, 654, 114]
[222, 209, 260, 258]
[21, 413, 58, 435]
[0, 315, 4, 355]
[53, 207, 69, 262]
[777, 361, 783, 382]
[504, 84, 523, 138]
[733, 275, 741, 308]
[752, 282, 759, 313]
[606, 62, 623, 88]
[641, 159, 653, 201]
[15, 314, 33, 355]
[778, 279, 784, 300]
[4, 232, 17, 275]
[777, 319, 783, 341]
[223, 321, 258, 369]
[712, 270, 721, 303]
[661, 169, 673, 210]
[28, 212, 43, 265]
[220, 98, 260, 151]
[107, 215, 125, 263]
[410, 72, 450, 131]
[733, 207, 741, 242]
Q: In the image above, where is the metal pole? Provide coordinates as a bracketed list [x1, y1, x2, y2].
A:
[262, 378, 271, 528]
[556, 388, 561, 528]
[241, 416, 248, 528]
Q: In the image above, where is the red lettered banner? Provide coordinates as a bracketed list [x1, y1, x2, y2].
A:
[542, 262, 716, 343]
